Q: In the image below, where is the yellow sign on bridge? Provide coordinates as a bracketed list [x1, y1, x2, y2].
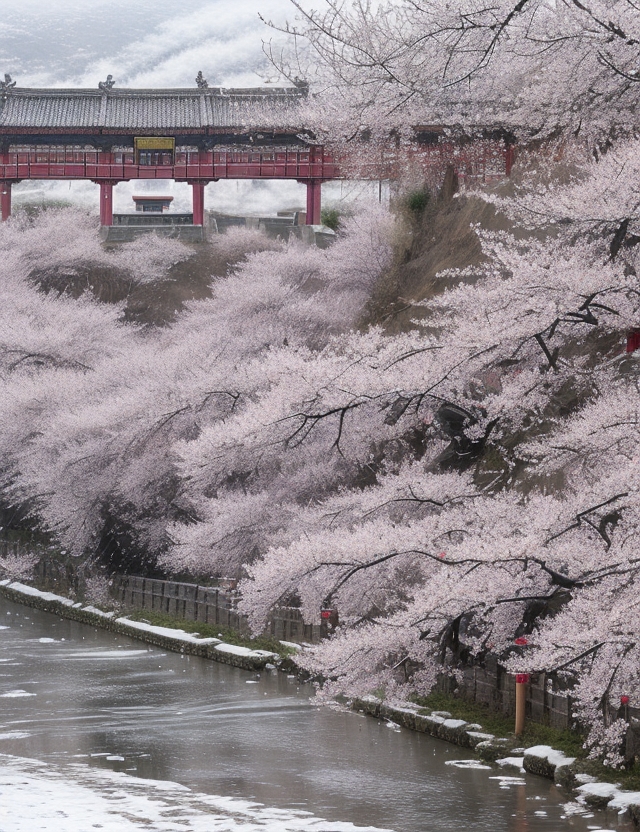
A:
[134, 137, 175, 151]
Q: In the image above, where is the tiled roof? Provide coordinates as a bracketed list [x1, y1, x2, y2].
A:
[0, 87, 305, 131]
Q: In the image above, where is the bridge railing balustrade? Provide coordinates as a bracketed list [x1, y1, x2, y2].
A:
[0, 146, 334, 182]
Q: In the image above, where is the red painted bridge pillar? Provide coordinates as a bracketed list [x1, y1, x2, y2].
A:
[305, 180, 322, 225]
[1, 182, 11, 222]
[190, 181, 206, 226]
[98, 180, 115, 226]
[298, 179, 322, 225]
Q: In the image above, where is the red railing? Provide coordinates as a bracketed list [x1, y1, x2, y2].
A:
[0, 141, 510, 184]
[0, 148, 337, 182]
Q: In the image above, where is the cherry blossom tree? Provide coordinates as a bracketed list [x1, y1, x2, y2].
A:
[230, 38, 640, 753]
[0, 207, 395, 573]
[269, 0, 640, 140]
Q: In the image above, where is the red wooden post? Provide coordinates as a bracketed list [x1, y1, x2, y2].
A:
[515, 672, 530, 735]
[505, 143, 515, 177]
[305, 180, 322, 225]
[1, 181, 11, 221]
[190, 181, 205, 226]
[99, 180, 114, 226]
[626, 329, 640, 353]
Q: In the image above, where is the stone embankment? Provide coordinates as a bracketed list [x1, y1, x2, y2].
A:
[352, 696, 640, 826]
[0, 580, 281, 672]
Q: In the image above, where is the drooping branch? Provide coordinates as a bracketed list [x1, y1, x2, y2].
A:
[545, 493, 629, 548]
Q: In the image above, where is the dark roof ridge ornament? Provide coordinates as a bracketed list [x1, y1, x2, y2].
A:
[0, 74, 15, 109]
[0, 74, 16, 93]
[98, 75, 115, 92]
[196, 71, 209, 89]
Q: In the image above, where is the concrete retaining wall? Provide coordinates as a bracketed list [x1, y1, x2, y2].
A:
[100, 225, 205, 242]
[208, 212, 336, 247]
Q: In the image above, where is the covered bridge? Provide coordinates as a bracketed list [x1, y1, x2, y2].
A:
[0, 74, 512, 231]
[0, 75, 332, 226]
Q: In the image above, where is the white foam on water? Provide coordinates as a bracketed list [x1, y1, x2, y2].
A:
[0, 690, 36, 698]
[444, 759, 492, 770]
[55, 649, 153, 660]
[489, 775, 526, 788]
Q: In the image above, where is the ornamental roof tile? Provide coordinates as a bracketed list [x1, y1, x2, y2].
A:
[0, 87, 304, 131]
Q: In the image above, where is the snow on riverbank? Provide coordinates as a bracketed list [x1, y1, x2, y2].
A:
[0, 754, 394, 832]
[0, 581, 278, 662]
[117, 616, 223, 646]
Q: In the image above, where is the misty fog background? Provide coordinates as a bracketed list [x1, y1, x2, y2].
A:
[1, 0, 379, 217]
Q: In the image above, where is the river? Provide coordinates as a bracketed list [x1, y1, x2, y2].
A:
[0, 597, 627, 831]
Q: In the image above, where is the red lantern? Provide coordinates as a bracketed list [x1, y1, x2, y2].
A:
[514, 636, 528, 646]
[437, 552, 446, 559]
[320, 610, 332, 619]
[516, 673, 530, 684]
[621, 695, 630, 705]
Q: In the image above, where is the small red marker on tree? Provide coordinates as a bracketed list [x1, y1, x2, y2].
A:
[514, 636, 528, 646]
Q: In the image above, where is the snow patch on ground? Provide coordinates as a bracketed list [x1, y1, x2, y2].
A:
[115, 618, 221, 646]
[496, 756, 525, 772]
[0, 754, 395, 831]
[524, 744, 576, 767]
[577, 780, 640, 812]
[467, 731, 494, 741]
[82, 605, 115, 618]
[7, 582, 74, 606]
[214, 644, 278, 659]
[442, 718, 467, 729]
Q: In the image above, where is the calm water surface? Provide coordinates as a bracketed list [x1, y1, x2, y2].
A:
[0, 598, 627, 831]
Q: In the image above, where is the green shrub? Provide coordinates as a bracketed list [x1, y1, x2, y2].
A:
[405, 189, 430, 213]
[320, 208, 341, 231]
